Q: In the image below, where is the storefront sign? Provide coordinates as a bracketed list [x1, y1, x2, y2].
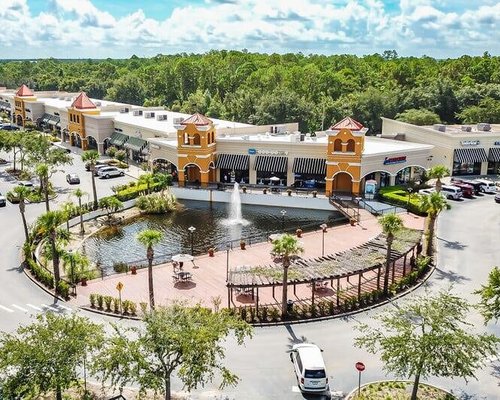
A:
[461, 140, 480, 146]
[383, 156, 406, 165]
[248, 149, 288, 156]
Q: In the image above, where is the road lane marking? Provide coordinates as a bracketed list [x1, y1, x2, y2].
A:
[55, 304, 72, 311]
[11, 304, 28, 312]
[27, 303, 42, 311]
[42, 304, 60, 312]
[0, 305, 14, 313]
[291, 386, 301, 393]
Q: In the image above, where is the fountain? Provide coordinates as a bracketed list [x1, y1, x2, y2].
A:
[226, 182, 249, 226]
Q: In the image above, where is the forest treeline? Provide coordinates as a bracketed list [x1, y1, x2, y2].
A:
[1, 50, 499, 133]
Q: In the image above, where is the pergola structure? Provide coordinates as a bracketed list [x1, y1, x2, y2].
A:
[226, 229, 423, 312]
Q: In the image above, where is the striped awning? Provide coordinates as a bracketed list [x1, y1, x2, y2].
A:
[292, 157, 326, 175]
[488, 148, 500, 162]
[109, 132, 128, 146]
[216, 154, 249, 170]
[254, 156, 288, 173]
[124, 136, 147, 152]
[454, 148, 488, 163]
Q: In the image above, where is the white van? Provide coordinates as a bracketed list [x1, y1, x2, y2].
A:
[441, 185, 463, 200]
[290, 343, 329, 393]
[98, 166, 125, 179]
[473, 179, 497, 194]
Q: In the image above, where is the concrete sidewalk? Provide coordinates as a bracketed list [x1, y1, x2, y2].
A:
[72, 212, 425, 310]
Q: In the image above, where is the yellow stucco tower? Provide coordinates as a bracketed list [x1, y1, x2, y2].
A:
[325, 117, 367, 196]
[13, 85, 36, 127]
[68, 92, 100, 150]
[175, 113, 217, 186]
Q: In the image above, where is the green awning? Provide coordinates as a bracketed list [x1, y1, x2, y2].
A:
[124, 136, 147, 152]
[109, 132, 128, 146]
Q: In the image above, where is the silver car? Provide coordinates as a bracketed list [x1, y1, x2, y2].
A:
[98, 166, 125, 179]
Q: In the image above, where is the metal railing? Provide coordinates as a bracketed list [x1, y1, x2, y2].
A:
[329, 194, 360, 221]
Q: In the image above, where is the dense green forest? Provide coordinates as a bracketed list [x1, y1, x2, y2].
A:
[1, 51, 499, 133]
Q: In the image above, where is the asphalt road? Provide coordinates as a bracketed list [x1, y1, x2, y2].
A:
[0, 150, 498, 399]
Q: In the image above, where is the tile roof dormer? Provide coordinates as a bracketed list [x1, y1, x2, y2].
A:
[330, 117, 364, 131]
[16, 84, 34, 97]
[71, 92, 97, 110]
[180, 112, 213, 126]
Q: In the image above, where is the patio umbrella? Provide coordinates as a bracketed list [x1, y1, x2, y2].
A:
[269, 176, 280, 182]
[172, 254, 194, 263]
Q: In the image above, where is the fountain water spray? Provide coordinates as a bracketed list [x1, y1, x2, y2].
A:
[226, 182, 249, 226]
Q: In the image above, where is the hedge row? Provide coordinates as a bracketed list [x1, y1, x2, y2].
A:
[89, 293, 141, 316]
[26, 259, 71, 299]
[378, 186, 426, 215]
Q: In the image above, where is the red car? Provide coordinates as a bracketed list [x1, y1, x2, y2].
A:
[452, 182, 474, 198]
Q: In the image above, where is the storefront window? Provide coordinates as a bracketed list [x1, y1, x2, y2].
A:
[293, 174, 326, 189]
[221, 169, 249, 184]
[487, 161, 500, 175]
[380, 172, 391, 187]
[452, 162, 481, 176]
[396, 167, 411, 185]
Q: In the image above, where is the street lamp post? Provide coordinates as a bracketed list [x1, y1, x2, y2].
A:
[188, 226, 196, 256]
[355, 197, 362, 224]
[407, 188, 413, 214]
[68, 249, 76, 297]
[226, 243, 231, 281]
[280, 209, 287, 232]
[320, 223, 327, 256]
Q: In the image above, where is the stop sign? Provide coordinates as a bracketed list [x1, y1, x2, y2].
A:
[355, 362, 365, 372]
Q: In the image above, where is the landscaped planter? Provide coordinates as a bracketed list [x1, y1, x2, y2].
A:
[345, 380, 456, 400]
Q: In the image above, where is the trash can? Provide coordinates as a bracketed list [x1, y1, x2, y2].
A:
[287, 299, 294, 313]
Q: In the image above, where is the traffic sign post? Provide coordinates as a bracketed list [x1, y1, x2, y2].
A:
[355, 362, 365, 396]
[116, 282, 124, 314]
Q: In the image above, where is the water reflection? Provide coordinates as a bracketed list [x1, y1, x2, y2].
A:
[84, 200, 342, 272]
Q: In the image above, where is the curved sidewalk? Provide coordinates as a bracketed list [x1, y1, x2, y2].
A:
[71, 212, 425, 309]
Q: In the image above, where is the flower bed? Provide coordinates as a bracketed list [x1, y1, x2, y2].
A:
[346, 381, 456, 400]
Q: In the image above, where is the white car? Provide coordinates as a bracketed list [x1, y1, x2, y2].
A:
[98, 166, 125, 179]
[290, 343, 329, 393]
[472, 179, 497, 194]
[418, 188, 435, 195]
[0, 192, 6, 207]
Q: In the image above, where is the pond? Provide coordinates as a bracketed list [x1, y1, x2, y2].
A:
[83, 199, 343, 273]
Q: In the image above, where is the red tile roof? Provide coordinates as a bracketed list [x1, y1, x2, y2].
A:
[181, 112, 213, 126]
[330, 117, 364, 131]
[16, 84, 34, 97]
[71, 92, 97, 110]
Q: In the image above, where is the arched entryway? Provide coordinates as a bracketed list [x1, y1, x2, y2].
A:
[153, 158, 178, 180]
[87, 135, 98, 150]
[70, 132, 82, 148]
[332, 172, 353, 194]
[208, 161, 216, 182]
[184, 163, 201, 185]
[15, 115, 23, 126]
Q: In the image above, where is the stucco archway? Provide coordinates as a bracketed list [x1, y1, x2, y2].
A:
[332, 172, 353, 193]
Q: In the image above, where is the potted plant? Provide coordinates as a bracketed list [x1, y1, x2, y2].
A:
[131, 265, 137, 275]
[208, 247, 215, 257]
[81, 276, 88, 286]
[296, 228, 303, 238]
[287, 188, 292, 196]
[242, 186, 247, 193]
[263, 187, 268, 194]
[240, 240, 246, 250]
[312, 190, 317, 198]
[350, 218, 356, 226]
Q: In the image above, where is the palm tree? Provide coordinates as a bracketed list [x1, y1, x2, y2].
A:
[81, 150, 100, 209]
[60, 201, 74, 232]
[13, 185, 31, 243]
[419, 192, 448, 257]
[136, 229, 163, 310]
[427, 165, 450, 193]
[73, 188, 87, 235]
[61, 249, 90, 286]
[379, 213, 404, 297]
[271, 234, 304, 319]
[138, 172, 155, 194]
[35, 162, 50, 211]
[35, 210, 67, 286]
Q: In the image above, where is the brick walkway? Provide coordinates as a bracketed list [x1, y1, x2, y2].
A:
[72, 212, 425, 310]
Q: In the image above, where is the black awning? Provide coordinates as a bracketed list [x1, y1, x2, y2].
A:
[216, 154, 249, 170]
[254, 156, 288, 173]
[488, 148, 500, 162]
[453, 148, 488, 163]
[292, 157, 326, 175]
[109, 132, 128, 146]
[124, 136, 147, 152]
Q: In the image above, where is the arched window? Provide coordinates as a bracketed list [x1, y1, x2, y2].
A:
[334, 139, 342, 152]
[192, 133, 201, 145]
[211, 132, 215, 143]
[346, 139, 355, 152]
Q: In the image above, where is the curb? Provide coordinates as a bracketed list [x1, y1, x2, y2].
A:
[344, 380, 456, 400]
[80, 305, 141, 321]
[23, 267, 67, 303]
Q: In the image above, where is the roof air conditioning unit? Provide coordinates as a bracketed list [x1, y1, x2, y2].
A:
[461, 126, 472, 132]
[156, 114, 168, 121]
[242, 135, 249, 140]
[173, 117, 184, 124]
[477, 123, 491, 132]
[94, 101, 101, 106]
[120, 108, 129, 113]
[132, 110, 143, 116]
[276, 125, 286, 134]
[433, 124, 446, 132]
[144, 112, 155, 119]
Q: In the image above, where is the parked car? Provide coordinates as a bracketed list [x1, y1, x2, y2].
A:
[98, 166, 124, 179]
[451, 182, 474, 198]
[51, 142, 72, 153]
[66, 173, 80, 184]
[454, 178, 482, 195]
[0, 124, 20, 131]
[472, 179, 497, 194]
[17, 181, 34, 188]
[495, 192, 500, 203]
[290, 343, 329, 393]
[441, 185, 463, 200]
[85, 160, 107, 171]
[418, 188, 435, 195]
[0, 192, 6, 207]
[93, 164, 110, 176]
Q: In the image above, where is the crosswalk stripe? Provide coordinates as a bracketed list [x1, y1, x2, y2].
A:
[27, 303, 42, 311]
[0, 305, 14, 313]
[11, 304, 28, 312]
[55, 304, 72, 311]
[42, 303, 60, 312]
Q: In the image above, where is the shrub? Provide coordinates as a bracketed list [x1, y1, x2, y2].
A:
[115, 182, 161, 202]
[106, 146, 117, 158]
[240, 306, 247, 321]
[96, 294, 104, 309]
[328, 300, 335, 315]
[89, 293, 97, 308]
[113, 262, 129, 273]
[378, 185, 426, 215]
[317, 301, 327, 316]
[104, 295, 113, 312]
[136, 192, 177, 214]
[140, 302, 148, 315]
[259, 306, 268, 322]
[122, 300, 130, 314]
[56, 281, 70, 299]
[115, 149, 126, 162]
[27, 259, 54, 289]
[268, 306, 280, 322]
[129, 301, 137, 315]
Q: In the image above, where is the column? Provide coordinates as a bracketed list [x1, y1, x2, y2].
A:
[249, 169, 257, 185]
[389, 175, 396, 186]
[97, 142, 105, 155]
[81, 137, 88, 151]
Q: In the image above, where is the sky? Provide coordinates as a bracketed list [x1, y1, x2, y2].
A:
[1, 0, 499, 59]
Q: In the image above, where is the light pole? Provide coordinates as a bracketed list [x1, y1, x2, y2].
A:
[355, 196, 362, 224]
[407, 188, 413, 214]
[226, 243, 231, 281]
[68, 249, 76, 297]
[280, 209, 287, 232]
[320, 223, 327, 256]
[188, 226, 196, 256]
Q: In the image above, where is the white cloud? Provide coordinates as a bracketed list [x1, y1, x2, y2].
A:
[0, 0, 498, 58]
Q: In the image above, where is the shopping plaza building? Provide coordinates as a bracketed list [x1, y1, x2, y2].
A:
[1, 85, 499, 196]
